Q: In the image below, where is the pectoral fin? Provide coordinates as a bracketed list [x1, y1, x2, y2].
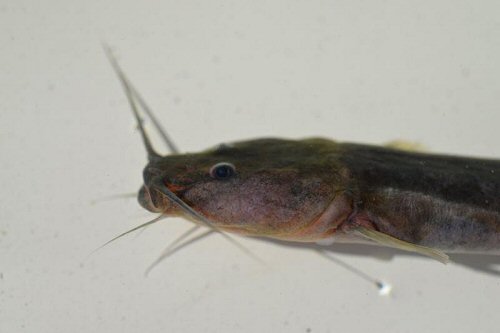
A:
[353, 226, 450, 264]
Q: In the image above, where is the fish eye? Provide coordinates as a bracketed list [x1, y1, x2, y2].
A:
[210, 162, 236, 180]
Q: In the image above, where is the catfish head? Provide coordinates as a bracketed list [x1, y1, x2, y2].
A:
[140, 138, 353, 241]
[105, 47, 352, 243]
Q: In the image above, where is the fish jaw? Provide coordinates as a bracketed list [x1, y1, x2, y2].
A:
[137, 185, 177, 214]
[169, 192, 354, 243]
[138, 185, 162, 213]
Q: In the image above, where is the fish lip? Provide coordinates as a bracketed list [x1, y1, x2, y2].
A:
[138, 185, 164, 213]
[138, 182, 189, 214]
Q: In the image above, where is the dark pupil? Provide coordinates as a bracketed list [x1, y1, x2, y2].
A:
[215, 165, 233, 179]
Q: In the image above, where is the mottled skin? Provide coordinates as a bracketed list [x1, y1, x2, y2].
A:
[139, 138, 500, 253]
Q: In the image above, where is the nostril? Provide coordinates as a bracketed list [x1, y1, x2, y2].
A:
[143, 167, 162, 184]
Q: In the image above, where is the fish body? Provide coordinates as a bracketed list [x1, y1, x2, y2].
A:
[104, 48, 500, 262]
[338, 143, 500, 253]
[141, 138, 500, 254]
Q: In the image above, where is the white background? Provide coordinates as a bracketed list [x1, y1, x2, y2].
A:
[2, 1, 500, 332]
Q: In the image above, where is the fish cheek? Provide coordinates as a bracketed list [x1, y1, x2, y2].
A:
[182, 179, 246, 225]
[183, 173, 336, 236]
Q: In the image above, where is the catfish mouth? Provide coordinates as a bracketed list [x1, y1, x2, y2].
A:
[138, 183, 189, 214]
[137, 185, 170, 213]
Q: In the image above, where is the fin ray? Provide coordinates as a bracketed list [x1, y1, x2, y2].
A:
[353, 226, 449, 264]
